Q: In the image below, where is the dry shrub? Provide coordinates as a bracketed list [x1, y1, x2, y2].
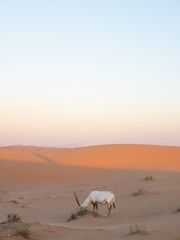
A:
[144, 176, 155, 181]
[8, 213, 21, 223]
[15, 224, 30, 239]
[68, 208, 97, 221]
[129, 223, 146, 235]
[132, 188, 146, 196]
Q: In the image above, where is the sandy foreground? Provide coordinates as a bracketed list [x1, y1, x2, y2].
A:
[0, 144, 180, 240]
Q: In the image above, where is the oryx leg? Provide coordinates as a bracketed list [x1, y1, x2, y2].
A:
[95, 202, 98, 213]
[106, 202, 112, 216]
[92, 202, 98, 213]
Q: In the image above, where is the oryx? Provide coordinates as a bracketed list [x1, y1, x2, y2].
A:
[74, 191, 116, 216]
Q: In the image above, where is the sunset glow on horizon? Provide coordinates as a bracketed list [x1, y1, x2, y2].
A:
[0, 0, 180, 147]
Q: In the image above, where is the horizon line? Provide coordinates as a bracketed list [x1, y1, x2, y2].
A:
[1, 143, 180, 149]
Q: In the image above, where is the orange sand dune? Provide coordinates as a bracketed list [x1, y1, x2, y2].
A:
[0, 144, 180, 240]
[0, 160, 105, 187]
[0, 148, 46, 163]
[0, 144, 180, 171]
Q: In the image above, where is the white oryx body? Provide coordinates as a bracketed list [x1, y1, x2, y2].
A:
[74, 191, 116, 216]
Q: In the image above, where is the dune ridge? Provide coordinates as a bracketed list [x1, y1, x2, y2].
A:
[0, 144, 180, 171]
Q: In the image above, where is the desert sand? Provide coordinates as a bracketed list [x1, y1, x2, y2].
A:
[0, 144, 180, 240]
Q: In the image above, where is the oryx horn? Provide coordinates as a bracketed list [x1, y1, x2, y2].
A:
[74, 191, 80, 206]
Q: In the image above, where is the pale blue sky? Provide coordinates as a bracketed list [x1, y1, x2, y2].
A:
[0, 0, 180, 146]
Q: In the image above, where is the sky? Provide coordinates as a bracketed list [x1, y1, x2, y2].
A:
[0, 0, 180, 147]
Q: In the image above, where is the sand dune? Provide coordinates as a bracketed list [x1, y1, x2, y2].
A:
[1, 144, 180, 170]
[45, 144, 180, 171]
[0, 144, 180, 239]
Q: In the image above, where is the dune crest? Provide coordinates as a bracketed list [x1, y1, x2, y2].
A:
[0, 144, 180, 171]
